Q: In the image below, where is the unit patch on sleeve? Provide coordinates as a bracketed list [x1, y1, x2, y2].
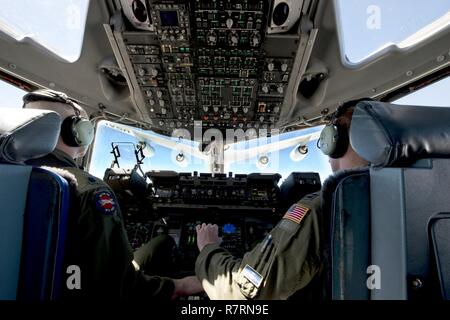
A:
[94, 190, 117, 216]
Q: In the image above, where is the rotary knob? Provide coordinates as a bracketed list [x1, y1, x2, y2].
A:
[277, 86, 284, 94]
[251, 33, 261, 47]
[281, 63, 288, 72]
[149, 67, 158, 77]
[138, 68, 146, 76]
[226, 18, 233, 29]
[156, 90, 163, 98]
[229, 32, 239, 46]
[207, 31, 217, 46]
[145, 90, 152, 97]
[159, 100, 165, 107]
[267, 63, 274, 71]
[262, 85, 269, 94]
[161, 108, 167, 115]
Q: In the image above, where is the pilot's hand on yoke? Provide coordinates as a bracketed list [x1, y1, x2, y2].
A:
[196, 223, 221, 251]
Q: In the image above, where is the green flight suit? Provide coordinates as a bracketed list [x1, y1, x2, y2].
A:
[195, 192, 323, 300]
[27, 150, 175, 300]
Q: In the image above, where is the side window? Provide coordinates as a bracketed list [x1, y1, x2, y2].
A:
[394, 76, 450, 107]
[0, 80, 26, 108]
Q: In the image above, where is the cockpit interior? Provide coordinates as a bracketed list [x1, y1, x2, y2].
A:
[1, 0, 450, 301]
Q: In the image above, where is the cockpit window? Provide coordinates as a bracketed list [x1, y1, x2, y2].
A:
[335, 0, 450, 66]
[0, 0, 90, 62]
[394, 75, 450, 107]
[89, 121, 332, 183]
[0, 79, 25, 108]
[89, 121, 209, 179]
[225, 126, 332, 183]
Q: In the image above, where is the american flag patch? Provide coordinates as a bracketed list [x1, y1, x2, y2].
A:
[283, 204, 310, 224]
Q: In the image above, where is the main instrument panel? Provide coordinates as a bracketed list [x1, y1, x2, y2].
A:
[105, 168, 321, 275]
[114, 0, 302, 134]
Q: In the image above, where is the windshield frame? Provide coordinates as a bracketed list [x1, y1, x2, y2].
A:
[334, 0, 450, 68]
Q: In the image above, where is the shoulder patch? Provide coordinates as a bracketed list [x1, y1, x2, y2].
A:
[94, 190, 117, 216]
[283, 203, 310, 224]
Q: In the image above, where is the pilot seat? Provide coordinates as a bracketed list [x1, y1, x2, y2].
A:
[0, 108, 70, 300]
[322, 101, 450, 300]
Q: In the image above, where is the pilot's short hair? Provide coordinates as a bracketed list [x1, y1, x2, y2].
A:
[334, 97, 374, 132]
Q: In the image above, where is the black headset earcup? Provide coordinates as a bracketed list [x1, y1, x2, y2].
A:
[330, 124, 349, 159]
[61, 116, 80, 147]
[319, 123, 349, 159]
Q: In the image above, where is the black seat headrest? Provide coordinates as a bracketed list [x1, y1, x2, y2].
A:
[350, 101, 450, 168]
[0, 108, 61, 164]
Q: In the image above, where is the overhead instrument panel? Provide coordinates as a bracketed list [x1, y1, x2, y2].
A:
[115, 0, 303, 135]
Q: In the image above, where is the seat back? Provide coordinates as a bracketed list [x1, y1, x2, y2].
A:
[0, 108, 70, 300]
[0, 164, 33, 299]
[369, 159, 450, 299]
[321, 168, 371, 300]
[17, 168, 70, 300]
[429, 213, 450, 299]
[324, 101, 450, 300]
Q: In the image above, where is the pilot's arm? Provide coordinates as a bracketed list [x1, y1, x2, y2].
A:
[195, 192, 322, 300]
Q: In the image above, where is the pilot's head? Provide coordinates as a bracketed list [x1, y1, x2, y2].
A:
[23, 89, 94, 159]
[319, 98, 371, 172]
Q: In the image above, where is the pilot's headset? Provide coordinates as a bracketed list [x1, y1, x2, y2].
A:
[318, 98, 374, 159]
[23, 89, 95, 147]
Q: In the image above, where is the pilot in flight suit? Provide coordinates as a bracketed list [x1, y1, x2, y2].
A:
[23, 89, 202, 300]
[196, 192, 322, 299]
[195, 98, 372, 300]
[27, 149, 176, 300]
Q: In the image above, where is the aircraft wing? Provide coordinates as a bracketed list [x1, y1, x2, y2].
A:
[223, 131, 321, 164]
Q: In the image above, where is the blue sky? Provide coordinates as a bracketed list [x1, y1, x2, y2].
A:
[1, 1, 450, 184]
